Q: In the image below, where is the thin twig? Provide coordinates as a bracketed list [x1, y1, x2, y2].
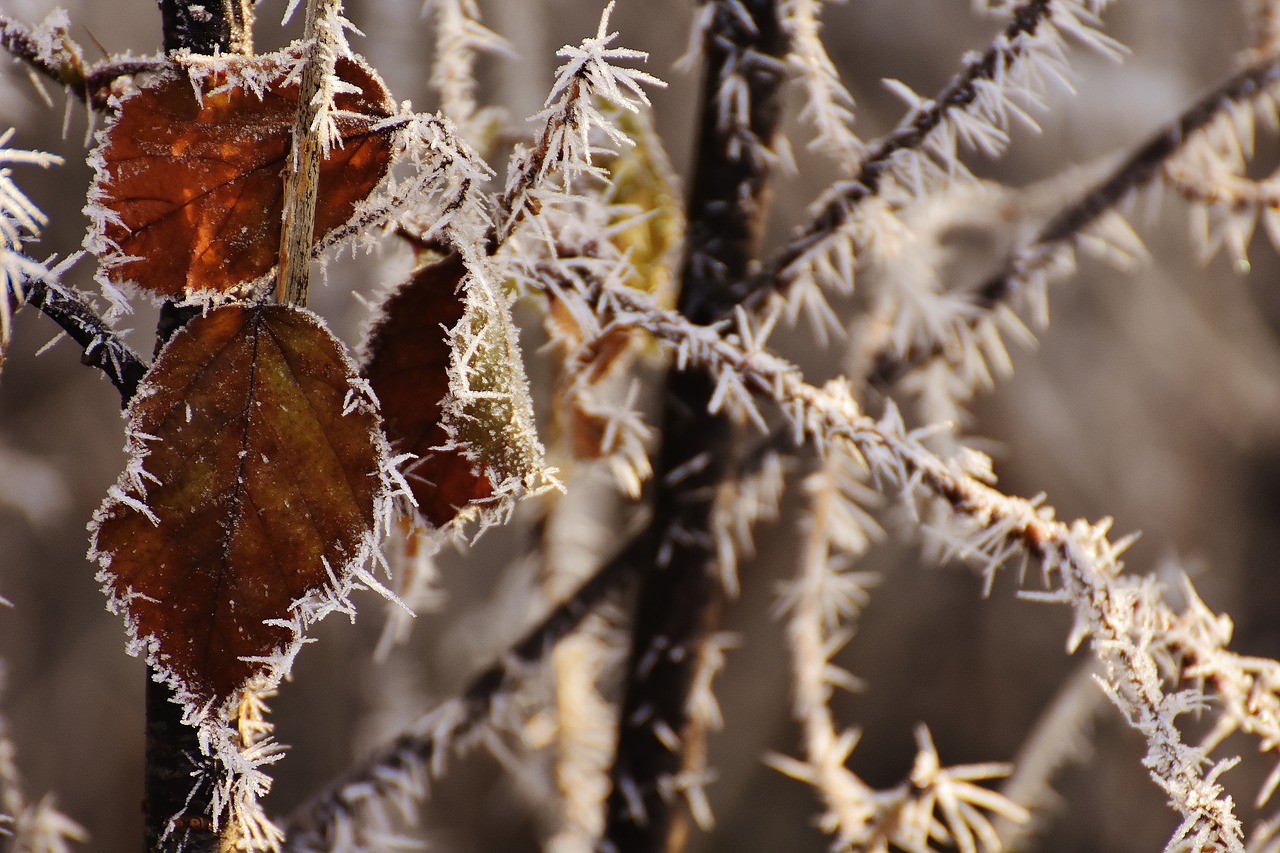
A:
[747, 0, 1059, 304]
[21, 280, 148, 405]
[276, 0, 342, 307]
[0, 14, 166, 109]
[867, 53, 1280, 388]
[282, 533, 648, 850]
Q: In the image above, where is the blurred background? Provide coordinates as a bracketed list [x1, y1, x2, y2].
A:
[1, 1, 1279, 851]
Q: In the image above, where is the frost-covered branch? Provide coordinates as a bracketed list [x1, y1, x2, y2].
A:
[779, 0, 861, 164]
[276, 0, 347, 306]
[0, 131, 59, 365]
[0, 132, 146, 401]
[771, 452, 887, 850]
[283, 534, 648, 850]
[0, 12, 87, 97]
[569, 278, 1253, 851]
[427, 0, 509, 140]
[0, 697, 86, 852]
[868, 53, 1280, 395]
[751, 0, 1122, 312]
[488, 1, 663, 253]
[0, 12, 165, 109]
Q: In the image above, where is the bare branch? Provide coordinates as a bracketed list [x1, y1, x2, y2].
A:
[868, 53, 1280, 389]
[282, 534, 647, 850]
[21, 280, 149, 405]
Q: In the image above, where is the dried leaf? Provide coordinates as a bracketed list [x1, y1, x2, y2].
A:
[87, 50, 396, 298]
[605, 108, 683, 305]
[544, 109, 681, 459]
[363, 251, 492, 528]
[90, 303, 390, 709]
[444, 257, 552, 506]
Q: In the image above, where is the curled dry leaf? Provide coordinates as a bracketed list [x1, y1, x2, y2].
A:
[87, 50, 396, 298]
[363, 250, 492, 528]
[90, 303, 390, 710]
[444, 257, 551, 507]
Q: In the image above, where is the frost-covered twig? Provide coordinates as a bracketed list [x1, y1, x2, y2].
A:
[0, 131, 59, 364]
[488, 1, 663, 253]
[283, 534, 647, 850]
[0, 691, 86, 852]
[574, 279, 1250, 851]
[17, 263, 146, 406]
[276, 0, 347, 306]
[868, 53, 1280, 392]
[751, 0, 1121, 312]
[427, 0, 509, 140]
[0, 11, 168, 109]
[0, 131, 145, 401]
[0, 12, 87, 97]
[770, 451, 885, 850]
[779, 0, 861, 165]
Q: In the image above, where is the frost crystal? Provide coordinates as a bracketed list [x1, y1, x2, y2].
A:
[0, 129, 62, 358]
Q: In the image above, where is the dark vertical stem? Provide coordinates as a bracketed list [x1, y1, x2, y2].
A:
[143, 679, 219, 852]
[158, 0, 254, 55]
[145, 5, 252, 852]
[602, 3, 786, 852]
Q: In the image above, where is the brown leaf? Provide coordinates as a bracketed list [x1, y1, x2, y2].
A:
[90, 303, 389, 709]
[88, 51, 396, 298]
[363, 251, 492, 528]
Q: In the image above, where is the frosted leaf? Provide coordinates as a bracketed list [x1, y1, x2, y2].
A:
[440, 253, 557, 531]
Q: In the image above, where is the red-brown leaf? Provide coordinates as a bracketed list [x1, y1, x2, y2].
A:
[363, 251, 492, 527]
[90, 303, 388, 708]
[89, 52, 396, 298]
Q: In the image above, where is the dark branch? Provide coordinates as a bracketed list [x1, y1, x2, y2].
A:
[868, 53, 1280, 388]
[282, 533, 649, 850]
[158, 0, 254, 56]
[143, 678, 220, 852]
[742, 0, 1057, 308]
[0, 15, 166, 109]
[21, 280, 148, 405]
[144, 4, 252, 853]
[602, 2, 787, 852]
[0, 14, 85, 93]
